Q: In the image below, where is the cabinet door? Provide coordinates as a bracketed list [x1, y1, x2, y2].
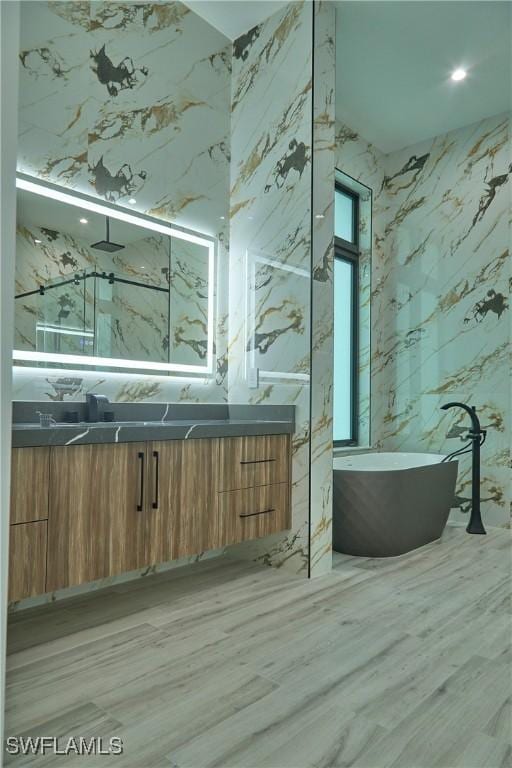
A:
[9, 521, 47, 601]
[47, 443, 146, 591]
[10, 448, 50, 524]
[146, 439, 218, 564]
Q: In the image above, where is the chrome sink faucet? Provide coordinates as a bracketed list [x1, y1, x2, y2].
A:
[86, 393, 110, 422]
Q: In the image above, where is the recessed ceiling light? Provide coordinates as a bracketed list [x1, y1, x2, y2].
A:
[79, 217, 88, 224]
[128, 198, 136, 205]
[34, 238, 42, 244]
[219, 215, 225, 220]
[315, 213, 325, 219]
[451, 68, 467, 82]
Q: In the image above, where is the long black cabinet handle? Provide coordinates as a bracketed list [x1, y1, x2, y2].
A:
[152, 450, 159, 509]
[137, 451, 144, 511]
[240, 458, 276, 465]
[239, 508, 275, 519]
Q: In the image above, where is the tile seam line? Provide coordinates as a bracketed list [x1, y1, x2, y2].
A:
[308, 0, 317, 580]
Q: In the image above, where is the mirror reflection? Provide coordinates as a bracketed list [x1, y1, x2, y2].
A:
[15, 185, 212, 371]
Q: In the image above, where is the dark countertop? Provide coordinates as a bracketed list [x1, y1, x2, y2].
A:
[11, 403, 295, 448]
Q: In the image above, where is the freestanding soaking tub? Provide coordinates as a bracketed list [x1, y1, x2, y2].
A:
[333, 452, 458, 557]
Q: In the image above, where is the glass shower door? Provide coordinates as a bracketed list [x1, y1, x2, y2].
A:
[37, 271, 95, 356]
[93, 273, 170, 364]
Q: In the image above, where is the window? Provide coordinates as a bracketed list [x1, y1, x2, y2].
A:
[333, 183, 359, 446]
[334, 187, 356, 243]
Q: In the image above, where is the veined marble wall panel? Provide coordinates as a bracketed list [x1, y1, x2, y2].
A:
[169, 237, 210, 367]
[16, 0, 230, 401]
[376, 114, 511, 528]
[227, 1, 313, 575]
[18, 1, 230, 235]
[309, 1, 335, 577]
[337, 113, 510, 528]
[18, 1, 92, 192]
[12, 366, 221, 405]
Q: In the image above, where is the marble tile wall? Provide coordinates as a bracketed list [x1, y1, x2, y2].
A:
[169, 237, 210, 367]
[309, 1, 335, 577]
[223, 1, 335, 578]
[226, 1, 313, 575]
[15, 0, 230, 402]
[14, 0, 337, 582]
[336, 113, 511, 528]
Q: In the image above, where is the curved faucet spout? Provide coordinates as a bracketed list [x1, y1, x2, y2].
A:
[440, 401, 486, 535]
[440, 401, 481, 435]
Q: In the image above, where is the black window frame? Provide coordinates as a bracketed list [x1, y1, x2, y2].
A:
[334, 182, 359, 447]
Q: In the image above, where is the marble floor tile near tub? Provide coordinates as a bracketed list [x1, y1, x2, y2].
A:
[5, 528, 512, 768]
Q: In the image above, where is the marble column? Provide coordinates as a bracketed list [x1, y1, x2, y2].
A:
[309, 1, 335, 576]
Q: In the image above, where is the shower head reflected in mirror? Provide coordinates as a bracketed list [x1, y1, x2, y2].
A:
[91, 216, 125, 253]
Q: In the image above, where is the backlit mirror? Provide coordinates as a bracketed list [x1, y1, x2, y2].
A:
[14, 177, 214, 374]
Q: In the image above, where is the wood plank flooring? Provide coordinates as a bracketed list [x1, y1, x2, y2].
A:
[5, 525, 511, 767]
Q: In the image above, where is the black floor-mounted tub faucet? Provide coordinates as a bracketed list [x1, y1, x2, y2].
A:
[440, 402, 487, 535]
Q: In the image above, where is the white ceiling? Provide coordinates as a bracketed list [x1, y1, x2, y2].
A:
[335, 1, 512, 153]
[185, 1, 511, 153]
[183, 0, 289, 40]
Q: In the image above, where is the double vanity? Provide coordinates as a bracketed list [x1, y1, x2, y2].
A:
[9, 401, 294, 603]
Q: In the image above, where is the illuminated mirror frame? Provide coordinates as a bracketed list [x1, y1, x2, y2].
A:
[14, 175, 216, 376]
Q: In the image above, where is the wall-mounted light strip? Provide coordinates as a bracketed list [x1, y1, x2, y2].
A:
[15, 176, 215, 376]
[12, 366, 212, 387]
[36, 324, 95, 338]
[13, 349, 209, 374]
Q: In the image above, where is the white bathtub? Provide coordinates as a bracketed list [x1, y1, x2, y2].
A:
[333, 452, 447, 472]
[333, 451, 458, 556]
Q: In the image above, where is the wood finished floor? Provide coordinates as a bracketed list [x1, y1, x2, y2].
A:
[5, 525, 511, 768]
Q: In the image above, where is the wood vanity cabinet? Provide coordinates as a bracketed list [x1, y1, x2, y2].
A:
[46, 443, 146, 591]
[46, 439, 218, 590]
[10, 447, 50, 524]
[10, 433, 292, 597]
[8, 447, 50, 601]
[213, 434, 292, 548]
[8, 521, 47, 601]
[216, 483, 290, 546]
[218, 435, 290, 491]
[144, 439, 218, 563]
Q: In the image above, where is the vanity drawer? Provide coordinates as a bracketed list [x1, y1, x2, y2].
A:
[218, 435, 290, 491]
[216, 482, 290, 546]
